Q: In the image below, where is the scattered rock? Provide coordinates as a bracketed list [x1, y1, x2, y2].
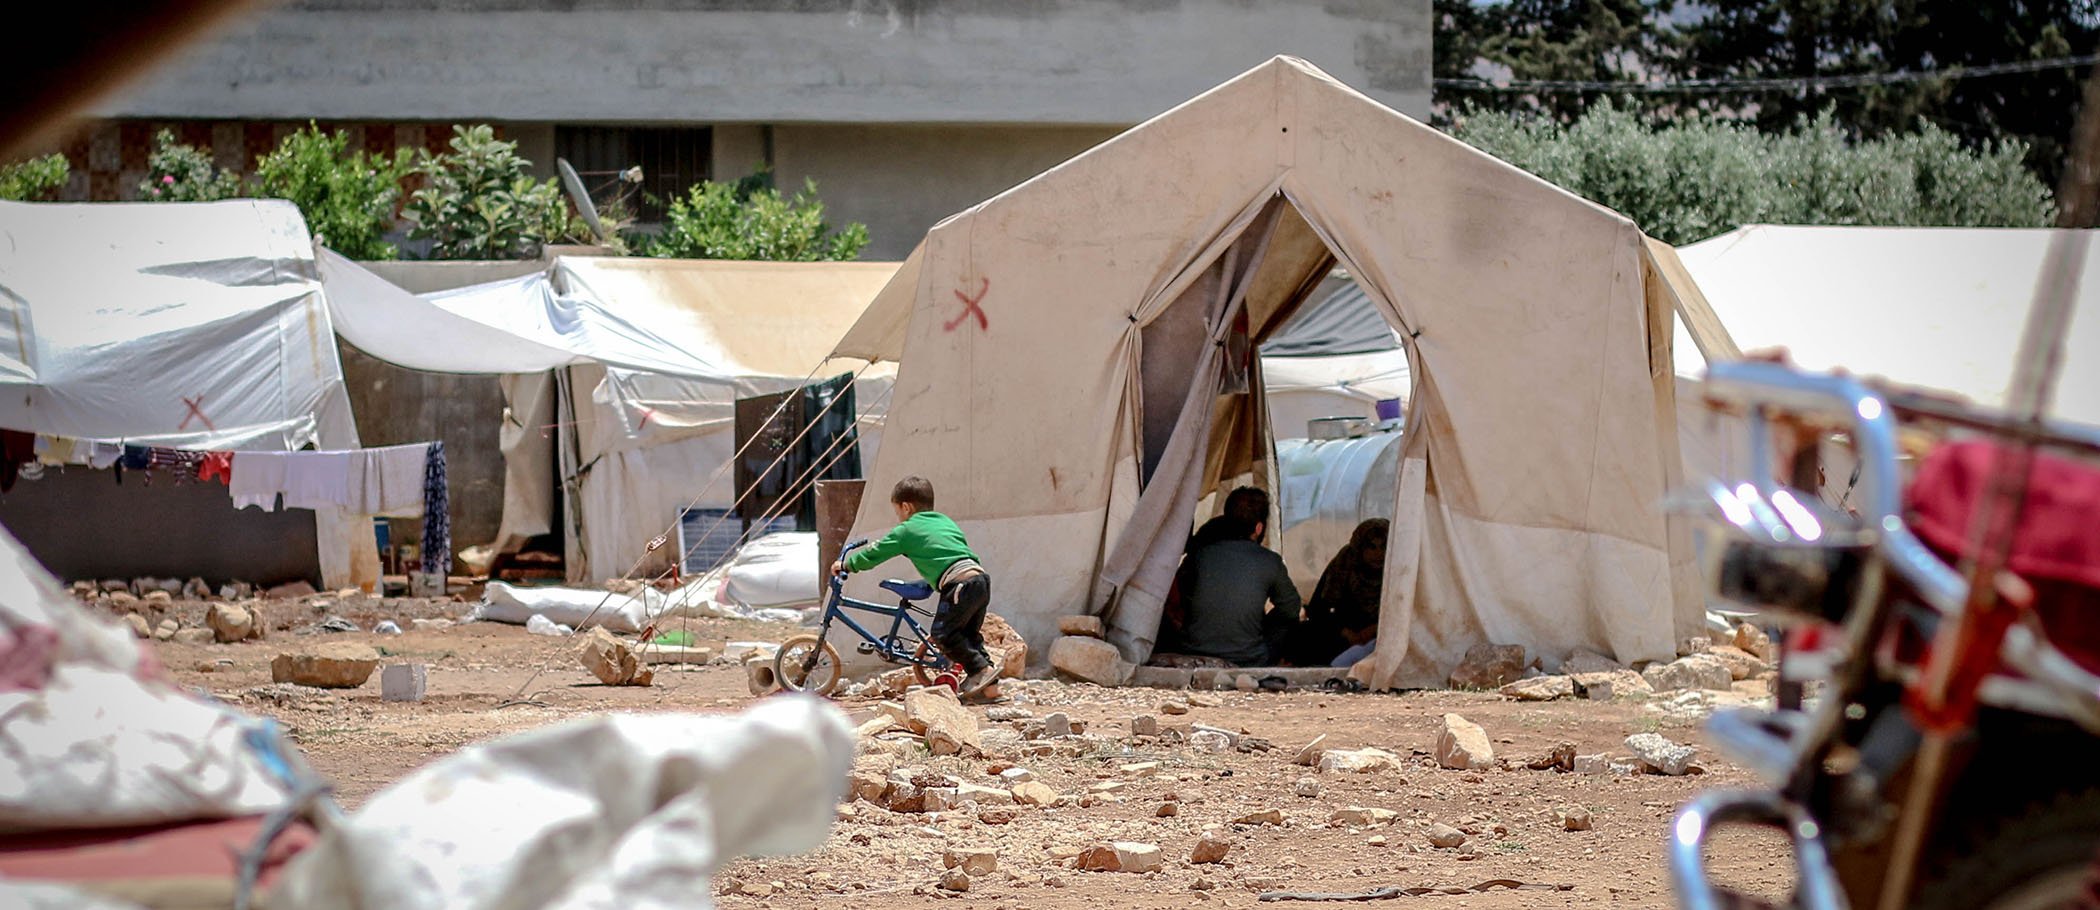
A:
[99, 579, 130, 594]
[1500, 675, 1574, 701]
[1121, 761, 1161, 778]
[938, 869, 971, 891]
[1573, 753, 1611, 775]
[1292, 734, 1329, 765]
[317, 616, 362, 634]
[1434, 713, 1495, 770]
[987, 705, 1032, 723]
[944, 848, 998, 876]
[1156, 801, 1180, 817]
[577, 627, 653, 686]
[218, 582, 253, 601]
[1447, 643, 1528, 689]
[1049, 635, 1132, 686]
[905, 687, 984, 757]
[153, 618, 178, 641]
[1190, 835, 1232, 864]
[847, 771, 888, 803]
[1131, 714, 1159, 737]
[1626, 732, 1699, 776]
[1076, 842, 1162, 874]
[1573, 675, 1616, 701]
[143, 591, 173, 605]
[265, 581, 317, 600]
[381, 663, 427, 702]
[123, 613, 151, 639]
[1560, 806, 1593, 831]
[182, 577, 210, 600]
[1735, 622, 1776, 662]
[171, 628, 215, 645]
[1234, 808, 1285, 826]
[1235, 674, 1259, 692]
[1042, 711, 1074, 738]
[270, 642, 381, 688]
[1058, 615, 1105, 638]
[109, 592, 141, 611]
[1705, 645, 1767, 681]
[1526, 741, 1577, 773]
[1011, 781, 1063, 807]
[1159, 699, 1191, 716]
[1425, 823, 1467, 849]
[1679, 636, 1712, 656]
[1294, 777, 1321, 798]
[999, 768, 1034, 785]
[1319, 747, 1402, 773]
[1331, 807, 1400, 827]
[1562, 649, 1622, 675]
[981, 611, 1028, 679]
[410, 618, 454, 632]
[1641, 654, 1733, 693]
[1190, 730, 1233, 753]
[206, 603, 259, 643]
[978, 807, 1019, 825]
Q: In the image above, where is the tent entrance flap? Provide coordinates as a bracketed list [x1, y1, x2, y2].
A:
[1099, 197, 1298, 662]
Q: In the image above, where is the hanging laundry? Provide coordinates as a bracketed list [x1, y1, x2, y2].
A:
[229, 451, 353, 510]
[349, 444, 432, 516]
[229, 451, 290, 510]
[421, 442, 450, 576]
[32, 435, 89, 467]
[197, 451, 233, 486]
[86, 442, 122, 470]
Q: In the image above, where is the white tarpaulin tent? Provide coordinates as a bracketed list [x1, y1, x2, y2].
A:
[832, 56, 1702, 689]
[322, 254, 899, 582]
[0, 199, 376, 587]
[1671, 225, 2100, 426]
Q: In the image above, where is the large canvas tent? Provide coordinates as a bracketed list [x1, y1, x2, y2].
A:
[832, 56, 1703, 689]
[0, 199, 376, 588]
[323, 254, 898, 582]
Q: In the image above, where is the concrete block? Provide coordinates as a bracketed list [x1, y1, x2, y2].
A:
[381, 663, 427, 702]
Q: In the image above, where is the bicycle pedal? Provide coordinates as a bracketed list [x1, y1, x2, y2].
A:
[855, 642, 877, 655]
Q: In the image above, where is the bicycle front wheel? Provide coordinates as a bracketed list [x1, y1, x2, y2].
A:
[775, 634, 843, 696]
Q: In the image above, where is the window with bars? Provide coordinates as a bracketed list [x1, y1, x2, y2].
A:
[553, 125, 711, 223]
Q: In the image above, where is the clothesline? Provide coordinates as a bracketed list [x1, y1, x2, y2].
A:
[0, 430, 451, 576]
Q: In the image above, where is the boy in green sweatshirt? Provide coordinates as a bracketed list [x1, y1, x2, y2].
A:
[831, 475, 1001, 696]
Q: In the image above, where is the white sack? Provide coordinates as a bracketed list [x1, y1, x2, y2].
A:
[270, 696, 853, 910]
[0, 521, 292, 833]
[471, 582, 661, 633]
[720, 533, 822, 609]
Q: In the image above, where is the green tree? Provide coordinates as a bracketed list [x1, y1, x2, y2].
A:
[1434, 0, 1683, 122]
[1451, 101, 2054, 244]
[0, 154, 69, 201]
[1675, 0, 2100, 189]
[140, 130, 240, 202]
[647, 171, 870, 261]
[402, 125, 576, 260]
[252, 123, 413, 260]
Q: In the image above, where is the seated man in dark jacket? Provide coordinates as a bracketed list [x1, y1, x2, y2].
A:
[1173, 488, 1302, 666]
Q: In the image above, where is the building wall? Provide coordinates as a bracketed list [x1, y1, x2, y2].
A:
[769, 124, 1123, 260]
[0, 467, 322, 587]
[102, 1, 1432, 125]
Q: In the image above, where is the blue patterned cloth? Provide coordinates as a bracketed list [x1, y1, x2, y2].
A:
[420, 442, 450, 576]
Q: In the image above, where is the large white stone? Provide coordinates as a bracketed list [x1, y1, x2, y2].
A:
[1434, 713, 1494, 770]
[1641, 654, 1733, 692]
[1625, 732, 1699, 775]
[1049, 635, 1132, 686]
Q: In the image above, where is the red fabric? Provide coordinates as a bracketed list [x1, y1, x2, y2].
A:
[1906, 440, 2100, 674]
[0, 815, 315, 890]
[198, 451, 233, 485]
[1908, 440, 2100, 591]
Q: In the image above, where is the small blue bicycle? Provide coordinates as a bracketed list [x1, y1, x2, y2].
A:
[774, 539, 955, 695]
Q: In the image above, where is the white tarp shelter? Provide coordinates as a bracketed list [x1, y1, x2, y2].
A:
[322, 254, 898, 582]
[0, 199, 375, 587]
[833, 56, 1703, 689]
[1671, 225, 2100, 425]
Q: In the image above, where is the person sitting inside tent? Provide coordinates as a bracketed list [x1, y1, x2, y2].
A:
[1171, 486, 1302, 667]
[1283, 518, 1388, 667]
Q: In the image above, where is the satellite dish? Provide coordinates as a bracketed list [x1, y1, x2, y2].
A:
[557, 157, 608, 243]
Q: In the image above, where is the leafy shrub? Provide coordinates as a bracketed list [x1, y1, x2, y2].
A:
[648, 171, 870, 261]
[253, 123, 413, 260]
[402, 125, 575, 260]
[140, 130, 240, 202]
[0, 154, 69, 201]
[1449, 103, 2055, 244]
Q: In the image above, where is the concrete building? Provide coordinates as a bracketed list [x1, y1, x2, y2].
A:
[60, 0, 1431, 259]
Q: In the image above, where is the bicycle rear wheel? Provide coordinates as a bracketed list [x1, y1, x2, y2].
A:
[775, 634, 842, 696]
[911, 639, 954, 688]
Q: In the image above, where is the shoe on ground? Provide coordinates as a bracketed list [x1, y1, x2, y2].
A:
[960, 659, 1003, 697]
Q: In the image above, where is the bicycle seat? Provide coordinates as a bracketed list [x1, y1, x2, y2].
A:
[880, 578, 934, 602]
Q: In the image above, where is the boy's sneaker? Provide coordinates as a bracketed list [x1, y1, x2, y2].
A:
[960, 659, 1004, 697]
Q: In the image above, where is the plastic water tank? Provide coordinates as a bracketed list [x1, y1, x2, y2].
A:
[1274, 430, 1404, 591]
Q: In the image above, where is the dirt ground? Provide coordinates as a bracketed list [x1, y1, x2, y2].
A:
[133, 595, 1794, 910]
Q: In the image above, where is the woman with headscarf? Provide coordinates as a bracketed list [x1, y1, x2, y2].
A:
[1285, 518, 1388, 667]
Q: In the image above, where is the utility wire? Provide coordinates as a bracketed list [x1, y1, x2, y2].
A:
[1436, 53, 2098, 95]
